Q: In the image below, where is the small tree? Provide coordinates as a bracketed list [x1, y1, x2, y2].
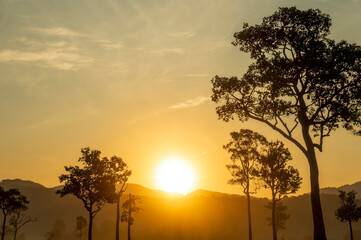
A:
[76, 216, 87, 240]
[335, 190, 361, 240]
[256, 140, 301, 240]
[9, 209, 36, 240]
[224, 129, 267, 240]
[121, 194, 141, 240]
[211, 7, 361, 240]
[0, 187, 29, 240]
[265, 201, 289, 232]
[56, 148, 118, 240]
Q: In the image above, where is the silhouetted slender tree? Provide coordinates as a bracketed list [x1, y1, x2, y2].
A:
[224, 129, 267, 240]
[56, 148, 118, 240]
[211, 7, 361, 240]
[256, 140, 301, 240]
[76, 216, 87, 240]
[335, 190, 361, 240]
[9, 208, 36, 240]
[121, 194, 141, 240]
[0, 187, 29, 240]
[109, 156, 131, 240]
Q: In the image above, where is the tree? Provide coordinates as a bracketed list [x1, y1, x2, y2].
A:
[335, 190, 361, 240]
[121, 194, 141, 240]
[56, 148, 119, 240]
[0, 187, 29, 240]
[9, 208, 36, 240]
[76, 216, 87, 240]
[211, 7, 361, 240]
[256, 140, 301, 240]
[45, 219, 67, 240]
[265, 201, 289, 232]
[224, 129, 267, 240]
[109, 156, 131, 240]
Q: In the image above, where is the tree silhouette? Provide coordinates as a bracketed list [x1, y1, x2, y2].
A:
[121, 194, 141, 240]
[335, 190, 361, 240]
[224, 129, 267, 240]
[265, 201, 289, 232]
[0, 187, 29, 240]
[56, 148, 118, 240]
[76, 216, 87, 240]
[256, 140, 301, 240]
[211, 7, 361, 240]
[109, 156, 131, 240]
[9, 208, 36, 240]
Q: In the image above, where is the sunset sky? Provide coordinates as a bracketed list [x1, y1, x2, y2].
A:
[0, 0, 360, 197]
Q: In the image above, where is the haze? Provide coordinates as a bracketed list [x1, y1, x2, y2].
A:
[0, 0, 360, 198]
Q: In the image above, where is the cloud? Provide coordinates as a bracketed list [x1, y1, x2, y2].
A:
[169, 31, 196, 38]
[151, 48, 185, 54]
[96, 39, 123, 49]
[170, 96, 209, 109]
[185, 74, 209, 77]
[0, 49, 93, 70]
[29, 27, 86, 37]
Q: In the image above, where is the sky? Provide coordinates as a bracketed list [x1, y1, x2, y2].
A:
[0, 0, 360, 197]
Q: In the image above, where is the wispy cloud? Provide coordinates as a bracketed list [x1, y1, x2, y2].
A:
[185, 74, 209, 77]
[169, 31, 196, 38]
[29, 27, 86, 37]
[151, 48, 185, 54]
[170, 96, 209, 109]
[96, 39, 123, 49]
[0, 49, 93, 70]
[29, 27, 123, 50]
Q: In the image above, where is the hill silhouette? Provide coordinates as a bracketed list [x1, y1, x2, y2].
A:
[1, 179, 361, 240]
[320, 182, 361, 197]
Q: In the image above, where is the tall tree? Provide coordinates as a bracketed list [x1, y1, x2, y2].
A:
[9, 209, 36, 240]
[224, 129, 267, 240]
[121, 194, 141, 240]
[256, 140, 301, 240]
[211, 7, 361, 240]
[108, 156, 131, 240]
[335, 190, 361, 240]
[0, 187, 29, 240]
[56, 148, 118, 240]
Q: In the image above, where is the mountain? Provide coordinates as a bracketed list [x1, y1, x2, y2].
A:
[1, 179, 361, 240]
[321, 181, 361, 197]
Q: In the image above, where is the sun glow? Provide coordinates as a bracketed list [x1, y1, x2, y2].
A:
[155, 157, 196, 195]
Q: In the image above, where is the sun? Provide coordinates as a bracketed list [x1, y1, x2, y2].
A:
[155, 157, 196, 195]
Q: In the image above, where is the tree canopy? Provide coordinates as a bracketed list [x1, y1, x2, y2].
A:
[0, 187, 29, 240]
[57, 147, 129, 240]
[335, 190, 361, 240]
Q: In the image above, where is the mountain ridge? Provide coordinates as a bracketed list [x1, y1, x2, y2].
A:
[1, 179, 361, 240]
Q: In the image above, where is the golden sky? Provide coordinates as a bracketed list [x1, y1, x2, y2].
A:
[0, 0, 360, 198]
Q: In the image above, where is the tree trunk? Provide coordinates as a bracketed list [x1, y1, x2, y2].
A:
[246, 192, 253, 240]
[271, 193, 277, 240]
[116, 196, 120, 240]
[13, 229, 18, 240]
[128, 207, 131, 240]
[348, 221, 353, 240]
[302, 124, 327, 240]
[1, 213, 6, 240]
[88, 212, 93, 240]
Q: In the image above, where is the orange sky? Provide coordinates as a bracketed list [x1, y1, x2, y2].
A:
[0, 0, 360, 198]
